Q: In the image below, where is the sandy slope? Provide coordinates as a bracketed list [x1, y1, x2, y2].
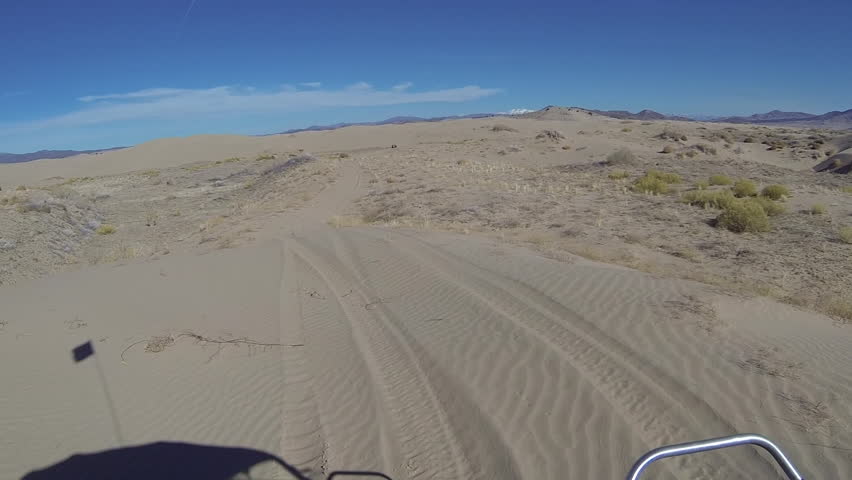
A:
[2, 158, 851, 480]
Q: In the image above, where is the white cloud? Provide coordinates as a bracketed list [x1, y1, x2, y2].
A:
[392, 82, 413, 92]
[299, 82, 322, 88]
[0, 83, 502, 135]
[508, 108, 533, 115]
[345, 81, 372, 91]
[78, 88, 191, 102]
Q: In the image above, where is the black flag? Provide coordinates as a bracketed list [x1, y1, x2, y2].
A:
[72, 341, 95, 362]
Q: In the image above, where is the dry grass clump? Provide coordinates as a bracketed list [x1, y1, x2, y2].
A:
[621, 127, 633, 132]
[748, 196, 786, 216]
[491, 124, 518, 132]
[715, 200, 770, 233]
[96, 224, 117, 235]
[255, 153, 276, 161]
[262, 153, 316, 176]
[760, 184, 790, 200]
[823, 297, 852, 323]
[840, 226, 852, 244]
[661, 145, 675, 154]
[841, 186, 852, 194]
[631, 169, 681, 194]
[693, 144, 718, 155]
[659, 128, 687, 141]
[743, 136, 756, 143]
[645, 169, 681, 184]
[608, 169, 629, 180]
[682, 190, 737, 210]
[605, 148, 636, 166]
[694, 180, 710, 190]
[709, 174, 733, 186]
[140, 169, 160, 177]
[732, 179, 758, 197]
[810, 204, 827, 215]
[16, 185, 27, 191]
[536, 129, 565, 141]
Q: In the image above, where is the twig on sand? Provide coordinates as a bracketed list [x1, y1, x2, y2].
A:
[364, 298, 389, 310]
[120, 332, 304, 364]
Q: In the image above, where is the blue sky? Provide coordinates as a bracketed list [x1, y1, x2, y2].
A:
[1, 0, 850, 153]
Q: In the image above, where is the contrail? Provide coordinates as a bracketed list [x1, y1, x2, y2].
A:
[177, 0, 197, 38]
[182, 0, 198, 24]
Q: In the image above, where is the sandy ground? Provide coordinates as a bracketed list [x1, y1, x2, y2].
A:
[2, 112, 852, 479]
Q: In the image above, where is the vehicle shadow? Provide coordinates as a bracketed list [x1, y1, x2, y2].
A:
[21, 441, 393, 480]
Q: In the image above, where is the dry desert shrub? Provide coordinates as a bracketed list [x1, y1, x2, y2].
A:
[536, 129, 565, 141]
[661, 145, 675, 154]
[715, 200, 770, 233]
[810, 204, 827, 215]
[694, 180, 710, 190]
[658, 128, 688, 142]
[255, 153, 276, 161]
[709, 174, 733, 186]
[748, 196, 786, 216]
[840, 226, 852, 244]
[732, 179, 758, 197]
[491, 124, 518, 132]
[646, 169, 681, 184]
[682, 190, 737, 210]
[605, 148, 636, 166]
[96, 224, 117, 235]
[760, 184, 790, 200]
[608, 169, 629, 180]
[693, 144, 718, 155]
[262, 153, 316, 176]
[632, 176, 669, 195]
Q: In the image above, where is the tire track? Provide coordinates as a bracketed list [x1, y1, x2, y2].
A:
[355, 227, 783, 479]
[290, 241, 475, 480]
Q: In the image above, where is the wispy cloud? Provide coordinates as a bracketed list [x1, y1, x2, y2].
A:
[1, 83, 501, 135]
[392, 82, 413, 92]
[78, 88, 191, 102]
[299, 82, 321, 88]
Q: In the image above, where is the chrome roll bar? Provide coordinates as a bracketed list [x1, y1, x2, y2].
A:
[626, 433, 804, 480]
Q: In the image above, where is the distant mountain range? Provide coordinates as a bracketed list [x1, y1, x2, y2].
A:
[267, 113, 497, 135]
[0, 147, 125, 164]
[710, 109, 852, 128]
[3, 107, 850, 164]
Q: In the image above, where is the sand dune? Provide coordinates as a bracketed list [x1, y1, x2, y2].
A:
[2, 116, 851, 479]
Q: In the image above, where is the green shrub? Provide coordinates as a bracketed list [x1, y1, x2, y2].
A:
[682, 190, 737, 210]
[716, 200, 771, 233]
[842, 186, 852, 194]
[748, 197, 786, 216]
[608, 169, 629, 180]
[632, 176, 669, 195]
[695, 180, 710, 190]
[709, 174, 733, 186]
[840, 226, 852, 244]
[760, 184, 790, 200]
[810, 204, 826, 215]
[732, 179, 758, 197]
[96, 225, 117, 235]
[646, 169, 682, 184]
